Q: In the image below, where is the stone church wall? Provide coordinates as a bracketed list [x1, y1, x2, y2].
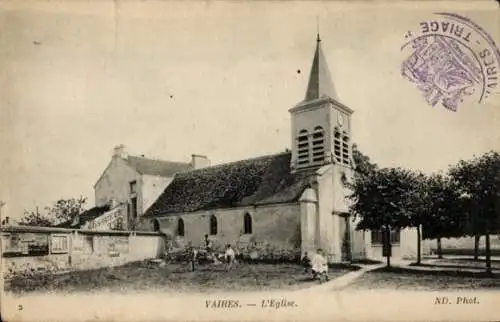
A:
[150, 203, 301, 258]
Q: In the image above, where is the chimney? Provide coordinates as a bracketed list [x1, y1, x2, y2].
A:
[1, 216, 9, 226]
[191, 154, 210, 170]
[0, 201, 5, 221]
[113, 144, 128, 159]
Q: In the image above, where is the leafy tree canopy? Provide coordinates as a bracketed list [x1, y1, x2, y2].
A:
[19, 196, 87, 227]
[449, 151, 500, 234]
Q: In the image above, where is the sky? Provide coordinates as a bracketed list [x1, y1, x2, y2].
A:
[1, 0, 499, 219]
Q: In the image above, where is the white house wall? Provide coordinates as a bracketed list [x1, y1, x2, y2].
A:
[94, 157, 140, 209]
[141, 175, 173, 214]
[365, 227, 431, 261]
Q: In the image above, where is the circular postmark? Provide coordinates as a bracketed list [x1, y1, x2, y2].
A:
[401, 12, 500, 111]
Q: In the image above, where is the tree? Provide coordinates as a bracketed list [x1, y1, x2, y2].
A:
[19, 207, 54, 227]
[404, 171, 429, 265]
[349, 166, 417, 267]
[352, 144, 378, 177]
[421, 174, 466, 259]
[19, 196, 88, 227]
[449, 151, 500, 274]
[46, 196, 87, 225]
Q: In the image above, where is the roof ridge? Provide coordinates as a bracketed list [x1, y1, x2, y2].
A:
[179, 151, 291, 175]
[127, 154, 190, 165]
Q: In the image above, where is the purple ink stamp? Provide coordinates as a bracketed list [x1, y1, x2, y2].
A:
[401, 13, 500, 111]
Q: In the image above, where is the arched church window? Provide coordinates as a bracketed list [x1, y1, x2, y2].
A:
[297, 129, 310, 166]
[153, 219, 160, 232]
[342, 134, 350, 165]
[209, 215, 218, 235]
[243, 213, 253, 234]
[312, 126, 325, 163]
[334, 129, 342, 163]
[177, 218, 185, 236]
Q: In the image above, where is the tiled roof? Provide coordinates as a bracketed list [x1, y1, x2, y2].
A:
[55, 205, 110, 228]
[145, 152, 316, 217]
[125, 156, 192, 177]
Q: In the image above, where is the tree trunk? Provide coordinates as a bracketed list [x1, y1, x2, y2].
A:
[416, 225, 421, 265]
[485, 233, 491, 274]
[437, 237, 443, 259]
[474, 235, 480, 260]
[385, 228, 391, 268]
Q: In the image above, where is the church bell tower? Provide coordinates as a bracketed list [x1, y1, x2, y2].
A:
[289, 34, 354, 172]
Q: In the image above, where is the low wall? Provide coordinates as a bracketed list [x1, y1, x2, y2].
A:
[427, 235, 500, 251]
[1, 225, 164, 278]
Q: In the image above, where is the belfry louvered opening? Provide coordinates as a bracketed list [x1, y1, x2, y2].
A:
[297, 129, 310, 166]
[334, 128, 350, 165]
[334, 130, 342, 163]
[342, 134, 350, 165]
[312, 126, 325, 163]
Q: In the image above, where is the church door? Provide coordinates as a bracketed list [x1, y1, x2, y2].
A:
[339, 214, 352, 262]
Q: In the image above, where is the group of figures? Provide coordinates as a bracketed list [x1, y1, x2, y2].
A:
[164, 234, 237, 272]
[164, 235, 330, 283]
[301, 249, 330, 283]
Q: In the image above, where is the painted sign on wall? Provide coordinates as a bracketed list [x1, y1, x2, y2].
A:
[2, 233, 50, 257]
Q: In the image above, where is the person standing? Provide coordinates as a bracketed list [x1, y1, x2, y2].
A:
[187, 242, 198, 272]
[224, 244, 236, 271]
[204, 235, 212, 250]
[204, 234, 215, 263]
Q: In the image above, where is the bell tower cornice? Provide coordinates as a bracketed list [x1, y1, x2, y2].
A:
[289, 97, 354, 115]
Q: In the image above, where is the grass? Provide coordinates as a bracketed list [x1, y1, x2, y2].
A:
[5, 260, 358, 295]
[345, 266, 500, 291]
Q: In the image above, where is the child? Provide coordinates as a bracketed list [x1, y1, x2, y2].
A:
[204, 235, 213, 253]
[224, 244, 236, 271]
[311, 248, 329, 281]
[187, 242, 198, 272]
[204, 234, 214, 262]
[301, 251, 312, 273]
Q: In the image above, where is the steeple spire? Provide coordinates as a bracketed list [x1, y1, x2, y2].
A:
[304, 33, 338, 102]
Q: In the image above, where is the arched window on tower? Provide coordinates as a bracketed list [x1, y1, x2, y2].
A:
[243, 213, 253, 234]
[342, 134, 350, 165]
[177, 218, 185, 236]
[334, 129, 342, 163]
[297, 129, 310, 166]
[209, 215, 218, 235]
[312, 126, 325, 163]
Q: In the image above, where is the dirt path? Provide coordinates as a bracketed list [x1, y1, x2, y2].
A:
[297, 264, 385, 293]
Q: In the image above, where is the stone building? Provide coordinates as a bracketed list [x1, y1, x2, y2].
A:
[138, 34, 423, 262]
[93, 145, 209, 229]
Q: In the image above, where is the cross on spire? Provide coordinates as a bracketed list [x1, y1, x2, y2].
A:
[316, 16, 321, 42]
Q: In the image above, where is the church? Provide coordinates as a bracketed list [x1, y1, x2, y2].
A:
[125, 34, 420, 263]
